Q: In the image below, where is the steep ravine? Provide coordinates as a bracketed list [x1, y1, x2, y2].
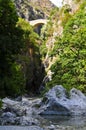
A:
[13, 0, 85, 94]
[0, 0, 86, 129]
[13, 0, 55, 93]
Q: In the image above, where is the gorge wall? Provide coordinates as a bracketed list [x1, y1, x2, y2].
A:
[14, 0, 55, 21]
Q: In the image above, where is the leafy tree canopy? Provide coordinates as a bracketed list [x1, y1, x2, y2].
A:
[47, 1, 86, 93]
[0, 0, 25, 97]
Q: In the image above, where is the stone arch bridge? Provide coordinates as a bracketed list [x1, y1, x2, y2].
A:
[29, 19, 48, 34]
[29, 19, 48, 26]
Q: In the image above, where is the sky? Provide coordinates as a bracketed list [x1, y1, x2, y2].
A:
[49, 0, 63, 7]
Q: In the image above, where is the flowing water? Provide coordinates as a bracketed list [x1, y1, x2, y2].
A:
[41, 115, 86, 129]
[0, 115, 86, 130]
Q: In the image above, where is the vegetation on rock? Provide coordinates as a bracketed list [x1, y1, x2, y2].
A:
[14, 0, 55, 21]
[17, 18, 45, 94]
[0, 0, 45, 97]
[46, 0, 86, 93]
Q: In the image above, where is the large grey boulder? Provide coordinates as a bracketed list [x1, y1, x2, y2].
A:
[2, 97, 41, 116]
[19, 116, 39, 126]
[0, 112, 17, 125]
[38, 85, 86, 115]
[0, 111, 39, 126]
[0, 97, 41, 125]
[2, 98, 27, 116]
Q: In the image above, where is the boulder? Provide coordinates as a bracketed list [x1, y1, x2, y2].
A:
[0, 97, 41, 125]
[0, 112, 39, 126]
[0, 112, 17, 125]
[38, 85, 86, 115]
[2, 97, 31, 116]
[19, 116, 39, 126]
[2, 97, 19, 106]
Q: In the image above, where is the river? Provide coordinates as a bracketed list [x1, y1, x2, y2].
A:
[41, 115, 86, 129]
[0, 115, 86, 130]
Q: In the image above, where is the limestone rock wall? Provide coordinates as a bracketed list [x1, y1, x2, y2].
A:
[14, 0, 55, 21]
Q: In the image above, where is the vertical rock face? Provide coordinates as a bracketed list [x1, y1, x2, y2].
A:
[40, 0, 83, 83]
[14, 0, 55, 21]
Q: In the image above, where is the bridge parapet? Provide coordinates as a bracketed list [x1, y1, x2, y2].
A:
[29, 19, 48, 26]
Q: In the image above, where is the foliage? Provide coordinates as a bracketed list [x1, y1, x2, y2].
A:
[0, 0, 45, 96]
[60, 5, 72, 27]
[0, 0, 25, 97]
[0, 99, 2, 109]
[40, 7, 59, 58]
[3, 63, 25, 96]
[46, 2, 86, 93]
[17, 18, 45, 93]
[49, 7, 59, 20]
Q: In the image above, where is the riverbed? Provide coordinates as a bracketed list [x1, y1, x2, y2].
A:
[41, 115, 86, 129]
[0, 115, 86, 130]
[1, 86, 86, 130]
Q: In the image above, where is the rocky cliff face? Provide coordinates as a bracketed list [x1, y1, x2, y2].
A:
[14, 0, 55, 21]
[40, 0, 83, 82]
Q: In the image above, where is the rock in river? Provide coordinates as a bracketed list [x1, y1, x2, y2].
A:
[38, 85, 86, 116]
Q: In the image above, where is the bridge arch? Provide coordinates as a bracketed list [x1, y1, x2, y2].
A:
[29, 19, 48, 35]
[29, 19, 48, 26]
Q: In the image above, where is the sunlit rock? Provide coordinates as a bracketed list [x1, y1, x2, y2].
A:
[20, 116, 39, 126]
[38, 85, 86, 115]
[0, 112, 16, 125]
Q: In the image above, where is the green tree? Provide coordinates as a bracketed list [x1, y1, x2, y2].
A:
[17, 18, 45, 93]
[47, 1, 86, 92]
[0, 0, 25, 97]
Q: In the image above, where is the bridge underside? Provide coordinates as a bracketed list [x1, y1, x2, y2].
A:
[29, 19, 47, 35]
[34, 23, 44, 35]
